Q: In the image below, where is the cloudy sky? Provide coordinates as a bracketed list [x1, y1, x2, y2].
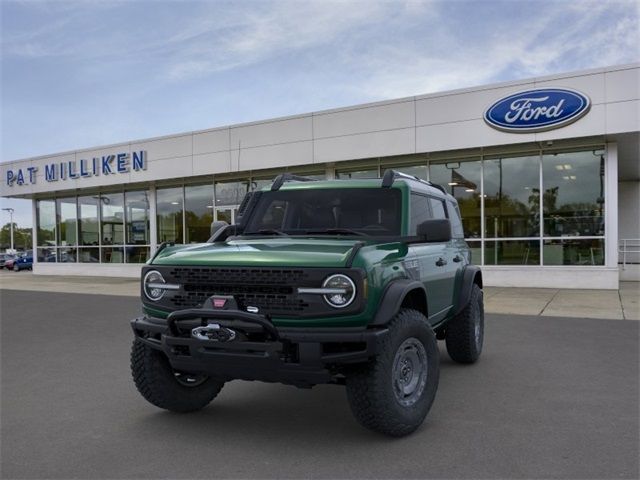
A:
[1, 0, 639, 227]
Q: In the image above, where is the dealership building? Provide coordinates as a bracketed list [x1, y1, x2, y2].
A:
[1, 63, 638, 288]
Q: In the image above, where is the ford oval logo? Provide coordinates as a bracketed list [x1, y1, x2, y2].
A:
[484, 88, 591, 133]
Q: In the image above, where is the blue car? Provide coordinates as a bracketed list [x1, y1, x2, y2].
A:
[13, 251, 33, 271]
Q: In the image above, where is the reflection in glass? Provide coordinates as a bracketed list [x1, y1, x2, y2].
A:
[543, 239, 604, 265]
[483, 156, 540, 238]
[57, 247, 77, 263]
[126, 246, 150, 263]
[466, 241, 481, 265]
[56, 197, 77, 246]
[101, 247, 124, 263]
[215, 180, 249, 206]
[185, 184, 214, 243]
[37, 200, 56, 246]
[78, 196, 99, 246]
[37, 247, 56, 262]
[543, 151, 605, 237]
[430, 160, 481, 238]
[484, 240, 540, 265]
[125, 191, 150, 245]
[335, 169, 378, 179]
[101, 193, 124, 245]
[78, 247, 100, 263]
[157, 187, 183, 243]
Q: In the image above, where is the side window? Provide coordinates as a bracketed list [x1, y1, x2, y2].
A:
[429, 198, 447, 219]
[409, 193, 432, 234]
[448, 201, 465, 239]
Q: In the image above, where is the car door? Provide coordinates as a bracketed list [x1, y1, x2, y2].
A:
[408, 193, 452, 324]
[427, 197, 459, 319]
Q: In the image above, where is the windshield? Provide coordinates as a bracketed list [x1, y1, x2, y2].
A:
[243, 188, 402, 236]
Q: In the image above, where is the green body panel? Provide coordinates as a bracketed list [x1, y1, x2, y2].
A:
[143, 180, 470, 328]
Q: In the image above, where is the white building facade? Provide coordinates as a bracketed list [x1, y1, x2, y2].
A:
[1, 64, 638, 288]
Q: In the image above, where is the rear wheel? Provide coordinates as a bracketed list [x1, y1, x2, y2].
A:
[445, 283, 484, 363]
[131, 340, 224, 412]
[346, 309, 439, 437]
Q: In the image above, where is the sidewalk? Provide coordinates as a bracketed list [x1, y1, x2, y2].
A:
[1, 271, 638, 320]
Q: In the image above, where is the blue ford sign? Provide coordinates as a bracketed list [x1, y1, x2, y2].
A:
[484, 88, 590, 133]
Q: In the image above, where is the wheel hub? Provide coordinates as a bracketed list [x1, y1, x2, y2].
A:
[392, 337, 428, 407]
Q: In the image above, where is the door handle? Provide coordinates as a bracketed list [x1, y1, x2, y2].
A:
[453, 255, 462, 263]
[435, 258, 447, 267]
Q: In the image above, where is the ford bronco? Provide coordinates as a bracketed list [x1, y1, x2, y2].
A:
[130, 170, 484, 436]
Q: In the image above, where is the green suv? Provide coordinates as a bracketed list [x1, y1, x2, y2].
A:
[130, 170, 484, 436]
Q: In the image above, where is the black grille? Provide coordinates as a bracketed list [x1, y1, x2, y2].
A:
[166, 267, 311, 314]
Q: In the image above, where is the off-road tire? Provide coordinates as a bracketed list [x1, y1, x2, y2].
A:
[445, 283, 484, 363]
[12, 263, 19, 272]
[345, 309, 439, 437]
[131, 340, 224, 412]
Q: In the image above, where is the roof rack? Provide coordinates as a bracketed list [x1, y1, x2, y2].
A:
[271, 173, 314, 191]
[381, 169, 447, 194]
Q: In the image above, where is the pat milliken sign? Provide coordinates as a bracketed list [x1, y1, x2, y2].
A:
[484, 88, 591, 133]
[5, 151, 147, 187]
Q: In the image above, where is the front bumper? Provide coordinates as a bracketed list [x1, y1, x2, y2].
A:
[130, 308, 388, 387]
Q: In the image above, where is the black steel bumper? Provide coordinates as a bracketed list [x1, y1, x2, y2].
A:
[130, 308, 388, 387]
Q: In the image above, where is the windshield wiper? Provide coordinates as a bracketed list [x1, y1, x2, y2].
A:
[244, 229, 289, 236]
[305, 228, 368, 237]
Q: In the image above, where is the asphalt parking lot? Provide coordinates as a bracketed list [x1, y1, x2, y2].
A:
[1, 289, 638, 479]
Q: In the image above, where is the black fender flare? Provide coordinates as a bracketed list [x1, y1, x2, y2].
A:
[453, 266, 483, 316]
[369, 279, 428, 326]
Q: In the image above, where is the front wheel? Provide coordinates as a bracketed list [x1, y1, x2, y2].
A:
[131, 340, 224, 412]
[346, 309, 440, 437]
[12, 264, 19, 272]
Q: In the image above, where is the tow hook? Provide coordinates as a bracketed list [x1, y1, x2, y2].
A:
[191, 323, 236, 342]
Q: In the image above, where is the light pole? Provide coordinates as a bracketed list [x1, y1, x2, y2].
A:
[2, 207, 15, 252]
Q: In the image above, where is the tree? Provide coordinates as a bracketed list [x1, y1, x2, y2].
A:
[0, 223, 32, 251]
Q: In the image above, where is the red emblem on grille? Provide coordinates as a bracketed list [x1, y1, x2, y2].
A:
[212, 298, 227, 308]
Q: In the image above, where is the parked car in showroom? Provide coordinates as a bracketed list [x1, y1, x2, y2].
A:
[0, 253, 16, 269]
[12, 251, 33, 271]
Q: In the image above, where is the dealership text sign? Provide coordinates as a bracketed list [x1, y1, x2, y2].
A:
[5, 151, 147, 187]
[484, 88, 591, 132]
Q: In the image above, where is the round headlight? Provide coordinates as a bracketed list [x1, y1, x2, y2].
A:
[143, 270, 166, 301]
[322, 274, 356, 308]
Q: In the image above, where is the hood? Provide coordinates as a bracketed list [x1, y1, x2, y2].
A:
[151, 237, 366, 268]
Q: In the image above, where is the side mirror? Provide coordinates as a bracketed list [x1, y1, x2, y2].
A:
[416, 219, 451, 243]
[210, 220, 229, 237]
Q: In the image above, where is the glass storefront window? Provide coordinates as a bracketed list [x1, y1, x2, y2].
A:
[335, 169, 379, 179]
[37, 247, 56, 262]
[430, 160, 481, 238]
[58, 247, 77, 263]
[36, 200, 56, 246]
[157, 187, 184, 243]
[484, 155, 540, 238]
[484, 240, 540, 266]
[56, 197, 77, 247]
[100, 193, 124, 245]
[101, 246, 124, 263]
[126, 246, 150, 263]
[125, 191, 150, 245]
[215, 180, 249, 206]
[466, 240, 481, 265]
[78, 247, 100, 263]
[185, 184, 214, 243]
[543, 239, 604, 266]
[78, 196, 99, 246]
[542, 151, 605, 237]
